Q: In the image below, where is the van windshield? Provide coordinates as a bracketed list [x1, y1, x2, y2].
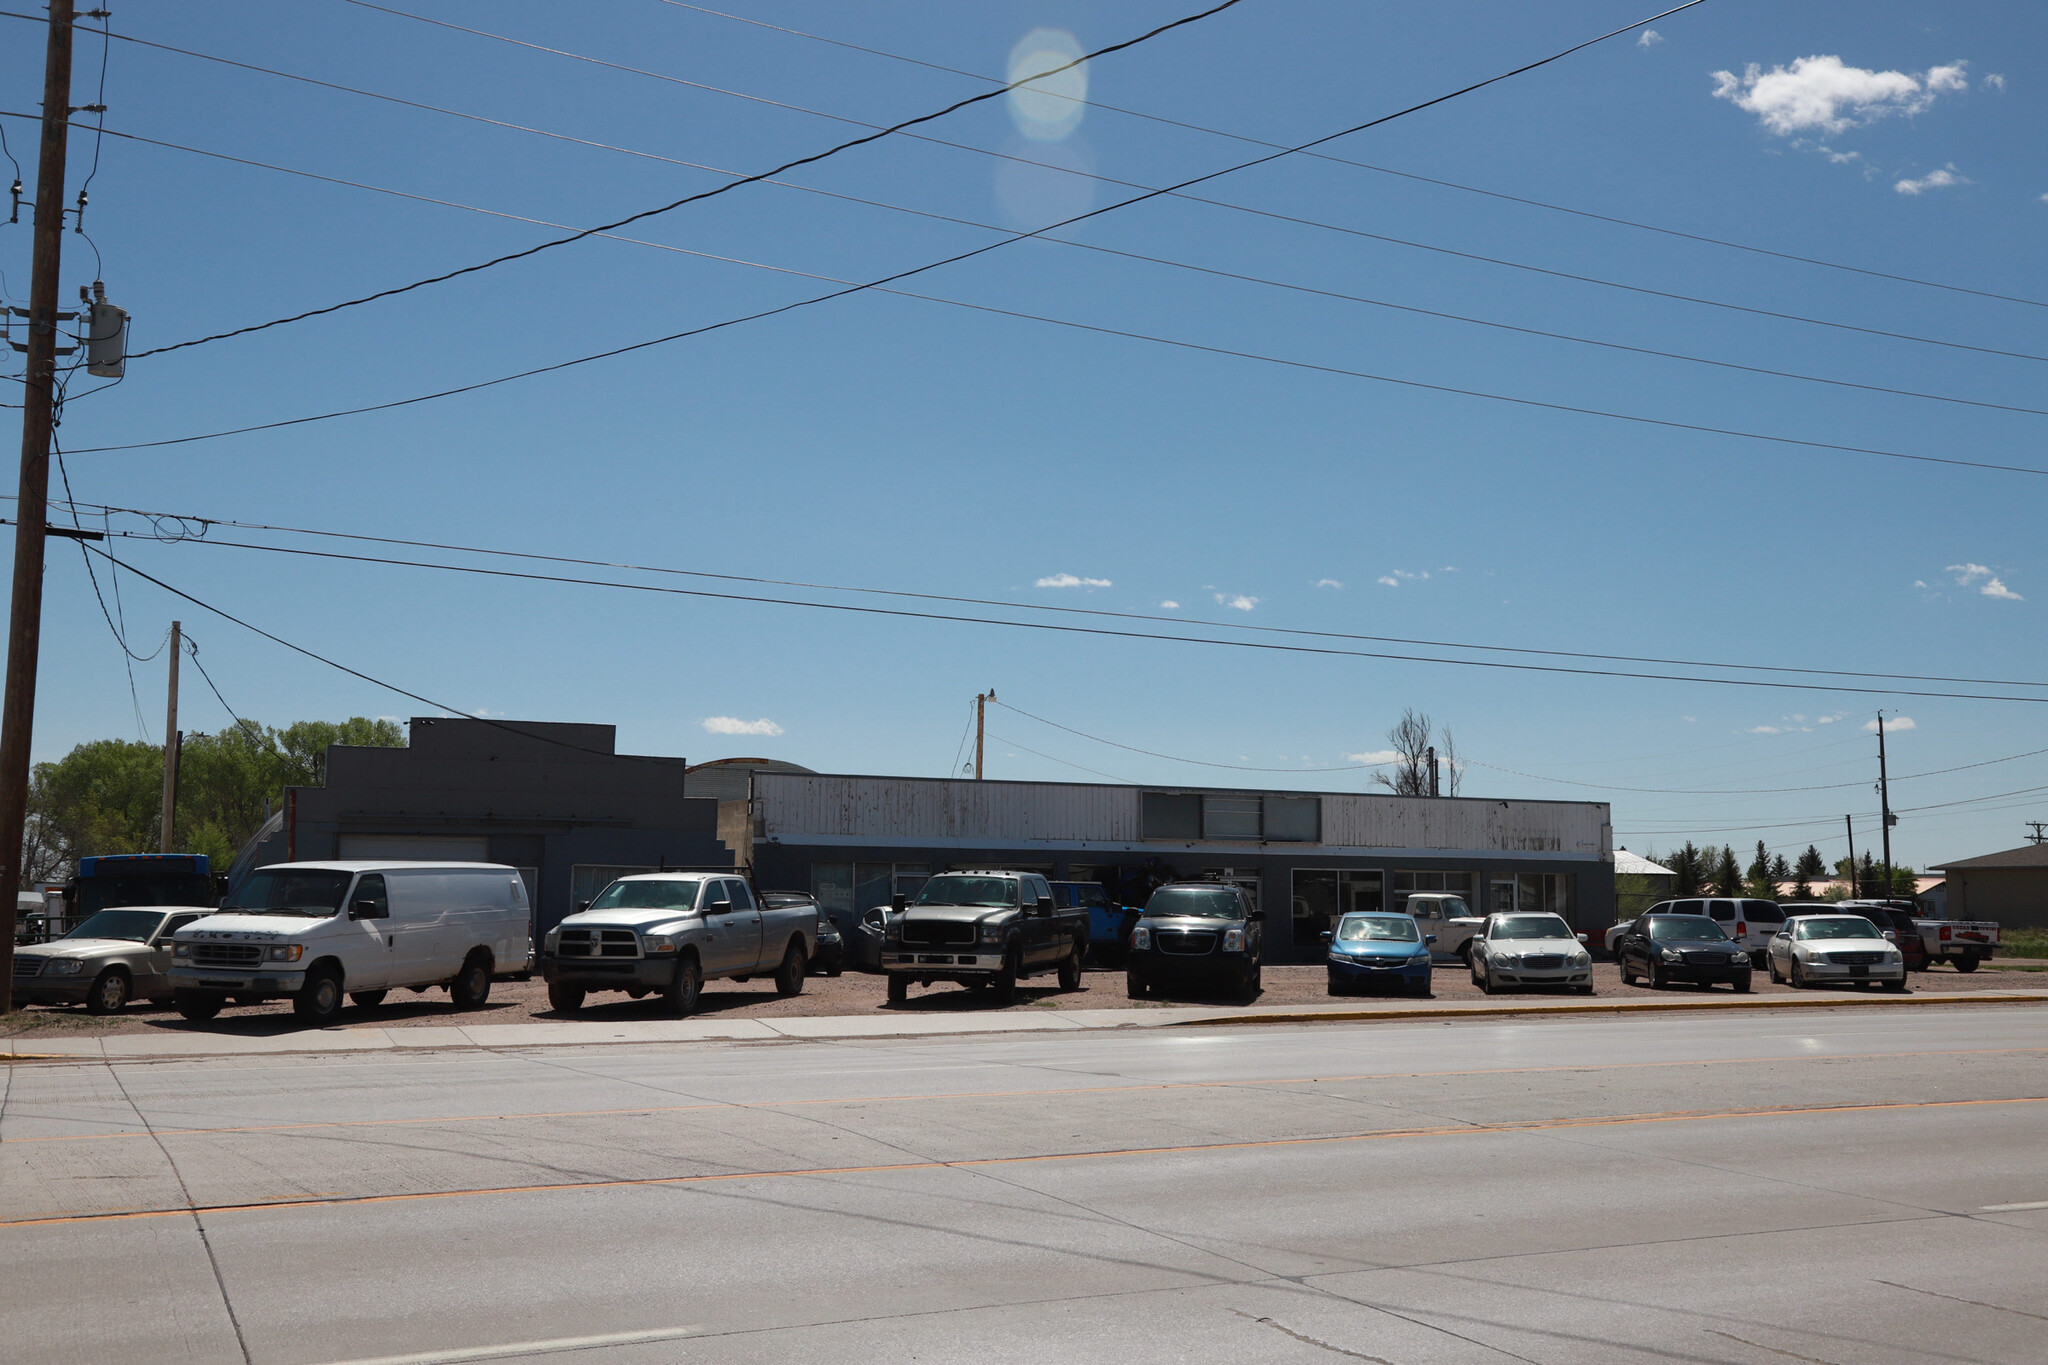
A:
[590, 879, 704, 912]
[223, 870, 352, 917]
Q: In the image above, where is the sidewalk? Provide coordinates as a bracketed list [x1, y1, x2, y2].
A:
[9, 986, 2047, 1061]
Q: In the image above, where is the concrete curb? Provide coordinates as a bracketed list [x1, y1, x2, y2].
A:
[6, 990, 2045, 1063]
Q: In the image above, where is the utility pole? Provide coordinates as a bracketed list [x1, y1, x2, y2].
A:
[2028, 821, 2047, 846]
[1843, 815, 1859, 899]
[158, 621, 181, 852]
[974, 689, 994, 781]
[1426, 745, 1439, 797]
[1876, 712, 1895, 901]
[0, 0, 78, 1008]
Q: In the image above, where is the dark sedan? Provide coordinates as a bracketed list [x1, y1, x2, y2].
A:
[1614, 914, 1753, 992]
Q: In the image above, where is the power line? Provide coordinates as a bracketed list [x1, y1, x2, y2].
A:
[42, 497, 2048, 692]
[118, 0, 1250, 358]
[73, 528, 2048, 705]
[662, 0, 2048, 314]
[993, 699, 1395, 773]
[984, 733, 1135, 785]
[43, 112, 2048, 426]
[1465, 743, 2048, 796]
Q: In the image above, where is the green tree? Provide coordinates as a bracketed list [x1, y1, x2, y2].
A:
[1711, 845, 1743, 897]
[1668, 842, 1705, 896]
[1744, 841, 1776, 898]
[1795, 846, 1828, 880]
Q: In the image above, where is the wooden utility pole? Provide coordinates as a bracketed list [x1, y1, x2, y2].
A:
[0, 0, 78, 1006]
[974, 689, 994, 781]
[1426, 745, 1439, 797]
[1876, 712, 1894, 900]
[159, 621, 181, 852]
[1844, 815, 1859, 899]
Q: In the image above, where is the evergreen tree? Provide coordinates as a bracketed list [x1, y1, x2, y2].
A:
[1744, 841, 1776, 898]
[1711, 845, 1743, 896]
[1795, 845, 1828, 881]
[1669, 842, 1704, 896]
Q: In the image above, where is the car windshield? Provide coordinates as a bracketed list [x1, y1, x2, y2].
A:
[64, 909, 164, 943]
[222, 870, 352, 917]
[1491, 915, 1573, 940]
[1335, 915, 1420, 942]
[1794, 917, 1880, 941]
[1648, 916, 1728, 942]
[916, 876, 1018, 908]
[590, 879, 704, 912]
[1145, 886, 1242, 919]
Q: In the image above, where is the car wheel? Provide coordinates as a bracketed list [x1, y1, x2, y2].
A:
[887, 974, 909, 1004]
[1058, 940, 1083, 992]
[1412, 977, 1433, 998]
[1618, 956, 1636, 986]
[350, 990, 388, 1010]
[1236, 966, 1259, 1005]
[1469, 957, 1485, 988]
[1126, 971, 1148, 999]
[1647, 961, 1665, 990]
[173, 989, 223, 1022]
[1732, 974, 1752, 994]
[1789, 957, 1808, 989]
[1955, 955, 1980, 974]
[451, 954, 493, 1010]
[1768, 954, 1784, 984]
[293, 966, 345, 1024]
[547, 981, 585, 1013]
[665, 954, 703, 1017]
[1326, 974, 1345, 997]
[774, 940, 806, 997]
[1477, 960, 1497, 995]
[1882, 977, 1907, 993]
[991, 949, 1020, 1006]
[85, 968, 131, 1016]
[1575, 983, 1594, 995]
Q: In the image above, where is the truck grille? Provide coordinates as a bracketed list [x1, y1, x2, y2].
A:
[903, 920, 975, 946]
[193, 943, 263, 967]
[1828, 951, 1885, 965]
[1521, 954, 1565, 969]
[557, 928, 641, 958]
[12, 955, 44, 977]
[1156, 930, 1217, 955]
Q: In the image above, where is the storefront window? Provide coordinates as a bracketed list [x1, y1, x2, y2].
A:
[1292, 870, 1384, 945]
[1392, 870, 1475, 915]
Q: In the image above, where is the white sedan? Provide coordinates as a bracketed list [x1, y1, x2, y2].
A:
[1767, 914, 1906, 991]
[1469, 912, 1594, 994]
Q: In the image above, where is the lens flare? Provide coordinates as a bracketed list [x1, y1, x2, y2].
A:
[1007, 28, 1087, 142]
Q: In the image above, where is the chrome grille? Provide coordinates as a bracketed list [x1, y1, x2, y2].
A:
[557, 928, 641, 959]
[1828, 951, 1885, 965]
[1520, 954, 1565, 969]
[12, 954, 44, 978]
[1156, 930, 1217, 955]
[194, 943, 263, 967]
[903, 920, 975, 946]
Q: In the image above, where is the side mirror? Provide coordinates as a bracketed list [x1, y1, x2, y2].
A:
[891, 892, 908, 912]
[1882, 930, 1897, 941]
[1425, 934, 1437, 945]
[350, 899, 386, 921]
[1576, 934, 1589, 944]
[1248, 908, 1265, 922]
[575, 900, 591, 913]
[1036, 896, 1054, 916]
[1319, 931, 1333, 943]
[706, 899, 733, 915]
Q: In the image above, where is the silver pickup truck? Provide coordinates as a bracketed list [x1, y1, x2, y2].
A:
[540, 873, 815, 1015]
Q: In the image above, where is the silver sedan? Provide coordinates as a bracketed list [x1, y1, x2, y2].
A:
[1767, 914, 1906, 990]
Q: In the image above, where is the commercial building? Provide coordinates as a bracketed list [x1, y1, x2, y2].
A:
[1928, 844, 2048, 928]
[741, 772, 1614, 964]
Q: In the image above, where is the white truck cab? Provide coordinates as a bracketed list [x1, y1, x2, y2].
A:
[169, 861, 532, 1025]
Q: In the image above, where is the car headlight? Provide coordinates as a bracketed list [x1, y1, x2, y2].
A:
[642, 932, 678, 955]
[1412, 951, 1432, 964]
[1132, 926, 1151, 950]
[1572, 950, 1591, 967]
[46, 958, 86, 975]
[171, 942, 191, 959]
[1660, 948, 1684, 962]
[1222, 928, 1245, 953]
[267, 944, 304, 962]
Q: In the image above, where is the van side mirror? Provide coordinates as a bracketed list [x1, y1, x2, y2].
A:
[891, 893, 908, 912]
[350, 899, 386, 921]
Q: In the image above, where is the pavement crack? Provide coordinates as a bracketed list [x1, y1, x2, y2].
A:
[1874, 1278, 2048, 1321]
[1229, 1308, 1396, 1361]
[1708, 1329, 1845, 1364]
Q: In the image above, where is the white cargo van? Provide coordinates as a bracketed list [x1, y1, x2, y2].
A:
[168, 861, 532, 1024]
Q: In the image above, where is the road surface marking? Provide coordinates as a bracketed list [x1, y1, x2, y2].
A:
[306, 1326, 700, 1365]
[1980, 1199, 2048, 1212]
[6, 1093, 2042, 1230]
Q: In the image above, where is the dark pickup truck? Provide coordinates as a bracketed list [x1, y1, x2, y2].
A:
[883, 870, 1088, 1005]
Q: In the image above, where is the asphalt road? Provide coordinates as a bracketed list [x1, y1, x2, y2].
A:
[6, 1007, 2046, 1364]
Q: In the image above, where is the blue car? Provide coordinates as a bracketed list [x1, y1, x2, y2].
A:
[1323, 911, 1435, 997]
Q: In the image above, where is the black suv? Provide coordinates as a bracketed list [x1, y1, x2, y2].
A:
[1125, 881, 1263, 1003]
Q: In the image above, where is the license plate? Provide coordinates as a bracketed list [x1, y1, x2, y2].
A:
[1850, 965, 1868, 977]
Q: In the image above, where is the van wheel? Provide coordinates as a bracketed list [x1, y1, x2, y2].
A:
[85, 968, 131, 1016]
[887, 974, 909, 1004]
[174, 990, 223, 1022]
[547, 981, 585, 1014]
[294, 967, 345, 1024]
[664, 954, 702, 1017]
[774, 940, 806, 997]
[1057, 940, 1083, 992]
[450, 954, 493, 1010]
[350, 990, 388, 1010]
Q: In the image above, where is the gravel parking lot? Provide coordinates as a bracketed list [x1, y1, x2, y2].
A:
[5, 957, 2036, 1038]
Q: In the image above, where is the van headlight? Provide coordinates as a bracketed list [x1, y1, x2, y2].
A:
[1132, 926, 1151, 950]
[267, 944, 303, 962]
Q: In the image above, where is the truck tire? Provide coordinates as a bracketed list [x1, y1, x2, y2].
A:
[887, 974, 909, 1004]
[664, 953, 702, 1017]
[174, 989, 223, 1022]
[350, 990, 388, 1010]
[1126, 971, 1147, 999]
[294, 966, 345, 1024]
[548, 981, 585, 1014]
[1057, 939, 1083, 992]
[991, 948, 1020, 1006]
[451, 953, 493, 1010]
[85, 967, 131, 1016]
[1954, 955, 1980, 973]
[774, 940, 806, 997]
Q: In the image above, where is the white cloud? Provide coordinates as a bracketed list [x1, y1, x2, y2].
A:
[1817, 145, 1861, 164]
[1948, 562, 1993, 583]
[701, 716, 783, 736]
[1984, 73, 2006, 92]
[1346, 749, 1401, 765]
[1981, 577, 2024, 601]
[1375, 569, 1430, 587]
[1817, 713, 1845, 725]
[1158, 599, 1179, 610]
[1213, 593, 1258, 612]
[1376, 575, 1399, 587]
[1314, 578, 1343, 589]
[1035, 573, 1110, 589]
[1711, 55, 1968, 136]
[1864, 716, 1916, 732]
[1912, 579, 1928, 589]
[1638, 28, 1663, 48]
[1895, 164, 1966, 195]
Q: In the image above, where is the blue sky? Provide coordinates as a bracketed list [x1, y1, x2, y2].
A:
[3, 0, 2044, 871]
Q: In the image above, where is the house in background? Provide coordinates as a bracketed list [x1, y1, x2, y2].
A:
[1928, 845, 2048, 929]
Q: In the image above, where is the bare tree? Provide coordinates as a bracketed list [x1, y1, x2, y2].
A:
[1440, 727, 1462, 796]
[1372, 709, 1434, 796]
